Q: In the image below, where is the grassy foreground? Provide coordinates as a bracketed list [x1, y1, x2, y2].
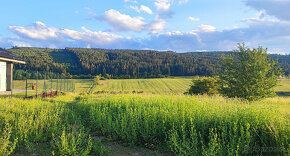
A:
[1, 77, 289, 155]
[0, 93, 289, 155]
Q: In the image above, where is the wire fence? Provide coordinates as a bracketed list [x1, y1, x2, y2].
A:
[11, 71, 76, 99]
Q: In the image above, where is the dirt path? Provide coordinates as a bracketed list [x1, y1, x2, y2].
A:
[93, 136, 174, 156]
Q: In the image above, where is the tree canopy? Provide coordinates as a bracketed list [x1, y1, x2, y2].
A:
[219, 44, 283, 101]
[5, 47, 290, 79]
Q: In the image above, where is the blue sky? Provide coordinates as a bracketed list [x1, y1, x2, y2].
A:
[0, 0, 290, 54]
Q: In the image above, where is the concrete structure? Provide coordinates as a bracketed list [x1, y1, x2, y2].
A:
[0, 49, 25, 91]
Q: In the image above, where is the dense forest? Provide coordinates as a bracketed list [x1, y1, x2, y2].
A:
[6, 47, 290, 79]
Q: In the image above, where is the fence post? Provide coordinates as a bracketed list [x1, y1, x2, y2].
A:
[36, 71, 38, 98]
[50, 73, 53, 92]
[60, 76, 62, 92]
[56, 73, 59, 92]
[26, 70, 28, 98]
[10, 77, 13, 99]
[43, 73, 47, 97]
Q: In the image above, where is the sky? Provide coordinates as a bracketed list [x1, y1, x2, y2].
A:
[0, 0, 290, 54]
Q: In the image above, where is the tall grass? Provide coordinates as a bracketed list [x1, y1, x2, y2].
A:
[80, 94, 289, 155]
[0, 96, 108, 155]
[0, 93, 289, 155]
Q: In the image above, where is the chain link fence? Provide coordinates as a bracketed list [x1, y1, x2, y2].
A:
[11, 71, 75, 98]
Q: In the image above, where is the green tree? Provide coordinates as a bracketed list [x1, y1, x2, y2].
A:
[185, 76, 220, 95]
[219, 44, 282, 101]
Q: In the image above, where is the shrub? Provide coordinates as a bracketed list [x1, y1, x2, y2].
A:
[185, 76, 220, 95]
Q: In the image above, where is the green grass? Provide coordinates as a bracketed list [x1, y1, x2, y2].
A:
[95, 77, 192, 95]
[1, 77, 289, 155]
[94, 77, 290, 96]
[0, 94, 108, 155]
[276, 78, 290, 96]
[1, 94, 288, 155]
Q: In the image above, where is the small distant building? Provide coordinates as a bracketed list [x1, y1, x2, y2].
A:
[0, 49, 25, 91]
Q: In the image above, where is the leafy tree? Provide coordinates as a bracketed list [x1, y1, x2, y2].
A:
[219, 44, 283, 101]
[185, 76, 220, 95]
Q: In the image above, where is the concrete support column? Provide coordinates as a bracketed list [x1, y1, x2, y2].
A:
[6, 63, 13, 91]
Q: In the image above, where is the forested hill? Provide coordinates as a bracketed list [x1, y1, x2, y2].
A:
[7, 47, 290, 79]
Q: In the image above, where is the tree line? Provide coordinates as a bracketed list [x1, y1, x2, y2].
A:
[6, 47, 290, 79]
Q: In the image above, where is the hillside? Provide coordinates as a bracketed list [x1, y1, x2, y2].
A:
[7, 47, 290, 79]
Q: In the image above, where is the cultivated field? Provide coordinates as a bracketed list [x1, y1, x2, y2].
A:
[94, 77, 290, 96]
[95, 77, 192, 95]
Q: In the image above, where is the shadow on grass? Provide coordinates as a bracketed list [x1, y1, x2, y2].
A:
[276, 92, 290, 97]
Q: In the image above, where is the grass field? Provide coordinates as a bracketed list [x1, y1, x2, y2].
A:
[94, 77, 290, 96]
[0, 77, 289, 155]
[95, 77, 192, 95]
[10, 77, 290, 96]
[0, 93, 289, 155]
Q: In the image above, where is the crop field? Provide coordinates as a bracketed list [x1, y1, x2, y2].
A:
[94, 77, 290, 95]
[94, 77, 192, 95]
[0, 77, 289, 155]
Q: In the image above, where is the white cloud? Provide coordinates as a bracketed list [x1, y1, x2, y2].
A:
[6, 15, 290, 54]
[124, 0, 137, 3]
[61, 27, 127, 45]
[129, 5, 153, 14]
[9, 21, 60, 40]
[188, 16, 200, 21]
[102, 9, 146, 32]
[178, 0, 188, 5]
[140, 5, 153, 14]
[155, 0, 171, 12]
[197, 25, 216, 32]
[154, 0, 174, 19]
[147, 19, 166, 34]
[8, 21, 131, 48]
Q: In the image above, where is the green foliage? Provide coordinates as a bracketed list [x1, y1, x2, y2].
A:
[0, 97, 108, 155]
[85, 94, 289, 156]
[220, 44, 283, 101]
[51, 128, 93, 156]
[0, 124, 18, 156]
[185, 76, 220, 95]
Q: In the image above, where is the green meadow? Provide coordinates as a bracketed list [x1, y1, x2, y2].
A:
[0, 77, 289, 155]
[94, 77, 192, 95]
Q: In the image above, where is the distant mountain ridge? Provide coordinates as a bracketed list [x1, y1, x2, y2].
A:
[6, 47, 290, 79]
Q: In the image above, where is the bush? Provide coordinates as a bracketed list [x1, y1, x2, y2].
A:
[185, 76, 220, 95]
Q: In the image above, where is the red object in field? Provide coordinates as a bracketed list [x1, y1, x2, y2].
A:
[32, 85, 36, 90]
